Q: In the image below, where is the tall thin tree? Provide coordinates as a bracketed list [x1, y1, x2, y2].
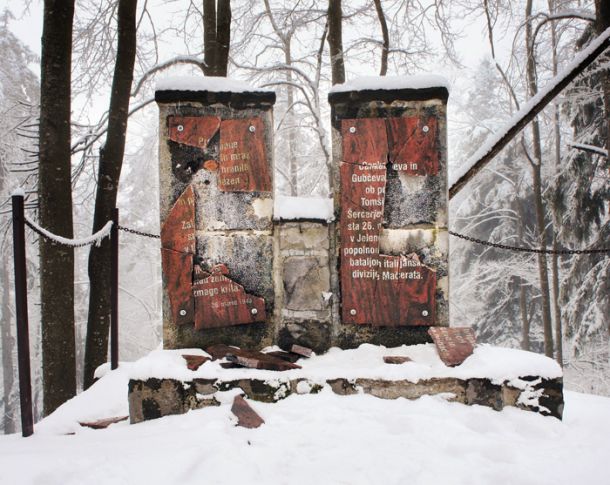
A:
[373, 0, 389, 76]
[327, 0, 345, 85]
[38, 0, 76, 415]
[525, 0, 554, 358]
[203, 0, 232, 77]
[84, 0, 138, 389]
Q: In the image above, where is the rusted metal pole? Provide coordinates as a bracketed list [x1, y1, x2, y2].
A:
[11, 194, 33, 437]
[110, 208, 119, 370]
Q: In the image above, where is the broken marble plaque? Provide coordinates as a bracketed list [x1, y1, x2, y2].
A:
[339, 120, 436, 326]
[193, 265, 266, 329]
[387, 116, 439, 176]
[161, 184, 196, 254]
[161, 185, 197, 325]
[168, 115, 220, 150]
[428, 327, 476, 367]
[218, 117, 271, 192]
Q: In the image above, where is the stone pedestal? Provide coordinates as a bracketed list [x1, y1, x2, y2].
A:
[157, 79, 276, 350]
[328, 76, 450, 348]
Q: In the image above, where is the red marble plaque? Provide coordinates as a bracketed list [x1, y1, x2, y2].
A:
[218, 117, 271, 192]
[161, 185, 196, 254]
[168, 116, 220, 150]
[428, 327, 476, 367]
[341, 118, 388, 164]
[387, 116, 438, 176]
[231, 395, 264, 429]
[161, 249, 194, 326]
[340, 119, 436, 326]
[193, 266, 266, 329]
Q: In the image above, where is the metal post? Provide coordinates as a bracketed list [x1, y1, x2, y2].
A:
[110, 208, 119, 370]
[11, 194, 33, 437]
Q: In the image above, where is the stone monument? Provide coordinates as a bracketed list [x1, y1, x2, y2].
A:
[156, 78, 276, 350]
[157, 75, 450, 352]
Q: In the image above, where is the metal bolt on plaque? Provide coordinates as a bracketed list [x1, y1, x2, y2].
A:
[248, 125, 256, 133]
[177, 124, 184, 132]
[350, 309, 357, 316]
[422, 125, 429, 133]
[251, 308, 258, 315]
[180, 309, 187, 316]
[422, 310, 429, 317]
[349, 126, 356, 133]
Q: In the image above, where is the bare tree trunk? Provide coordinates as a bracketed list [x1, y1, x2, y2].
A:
[373, 0, 389, 76]
[215, 0, 231, 76]
[203, 0, 231, 77]
[595, 0, 610, 161]
[519, 276, 531, 351]
[327, 0, 345, 85]
[525, 0, 554, 358]
[84, 0, 137, 389]
[1, 257, 15, 434]
[203, 0, 217, 76]
[516, 202, 531, 351]
[548, 0, 563, 366]
[38, 0, 76, 416]
[285, 38, 298, 195]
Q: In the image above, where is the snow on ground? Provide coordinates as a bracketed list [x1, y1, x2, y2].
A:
[0, 383, 608, 484]
[0, 346, 607, 485]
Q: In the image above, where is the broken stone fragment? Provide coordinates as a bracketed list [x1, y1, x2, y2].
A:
[182, 354, 211, 371]
[79, 416, 128, 430]
[290, 344, 313, 358]
[231, 395, 264, 429]
[206, 344, 301, 371]
[265, 350, 301, 363]
[428, 327, 476, 367]
[383, 356, 412, 364]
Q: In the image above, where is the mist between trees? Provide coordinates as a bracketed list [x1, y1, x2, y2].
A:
[0, 0, 608, 433]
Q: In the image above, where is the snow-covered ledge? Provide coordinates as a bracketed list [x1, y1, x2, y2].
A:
[328, 74, 450, 103]
[155, 75, 276, 105]
[273, 196, 334, 222]
[126, 344, 564, 424]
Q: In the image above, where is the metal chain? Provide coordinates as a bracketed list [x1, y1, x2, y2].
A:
[24, 219, 105, 248]
[449, 230, 610, 255]
[118, 225, 160, 239]
[25, 218, 608, 254]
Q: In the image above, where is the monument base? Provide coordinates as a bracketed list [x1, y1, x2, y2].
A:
[127, 345, 564, 423]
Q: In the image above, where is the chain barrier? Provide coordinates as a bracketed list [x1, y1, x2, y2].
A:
[23, 215, 609, 255]
[24, 216, 113, 248]
[118, 225, 160, 239]
[449, 230, 610, 255]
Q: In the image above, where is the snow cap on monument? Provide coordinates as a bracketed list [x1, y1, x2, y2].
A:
[155, 76, 276, 104]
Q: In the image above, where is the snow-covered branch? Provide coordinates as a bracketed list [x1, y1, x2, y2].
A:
[449, 26, 610, 199]
[131, 55, 206, 97]
[568, 142, 608, 158]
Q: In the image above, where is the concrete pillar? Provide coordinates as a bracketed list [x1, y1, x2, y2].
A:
[156, 78, 276, 350]
[328, 76, 450, 348]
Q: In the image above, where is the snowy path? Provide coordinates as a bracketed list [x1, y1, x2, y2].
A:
[0, 382, 607, 484]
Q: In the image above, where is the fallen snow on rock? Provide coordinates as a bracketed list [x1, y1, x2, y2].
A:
[127, 343, 562, 385]
[1, 380, 608, 485]
[273, 195, 334, 221]
[329, 74, 450, 93]
[156, 75, 274, 93]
